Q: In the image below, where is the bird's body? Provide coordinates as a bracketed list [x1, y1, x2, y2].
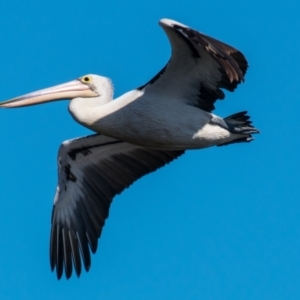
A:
[0, 18, 259, 279]
[70, 87, 235, 149]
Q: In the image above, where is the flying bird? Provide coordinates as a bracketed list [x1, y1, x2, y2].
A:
[0, 18, 259, 279]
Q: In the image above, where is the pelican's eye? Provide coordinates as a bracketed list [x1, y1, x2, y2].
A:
[80, 76, 92, 84]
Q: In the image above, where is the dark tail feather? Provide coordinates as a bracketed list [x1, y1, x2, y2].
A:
[218, 111, 259, 147]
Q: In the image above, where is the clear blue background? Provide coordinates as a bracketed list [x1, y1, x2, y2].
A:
[0, 0, 299, 299]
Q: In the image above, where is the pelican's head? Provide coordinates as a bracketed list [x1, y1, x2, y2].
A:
[0, 74, 113, 108]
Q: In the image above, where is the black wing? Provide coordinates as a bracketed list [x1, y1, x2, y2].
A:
[50, 134, 184, 279]
[138, 18, 248, 112]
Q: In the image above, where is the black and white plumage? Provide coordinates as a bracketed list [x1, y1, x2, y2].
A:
[0, 18, 259, 279]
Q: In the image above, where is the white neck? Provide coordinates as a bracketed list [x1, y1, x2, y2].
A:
[68, 76, 113, 127]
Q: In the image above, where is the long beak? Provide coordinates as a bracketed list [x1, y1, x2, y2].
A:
[0, 79, 98, 108]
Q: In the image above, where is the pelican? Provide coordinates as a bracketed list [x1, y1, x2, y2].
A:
[0, 18, 259, 279]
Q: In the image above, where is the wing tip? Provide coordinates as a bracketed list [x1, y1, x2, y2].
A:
[159, 18, 188, 29]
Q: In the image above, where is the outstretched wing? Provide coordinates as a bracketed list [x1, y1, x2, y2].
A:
[50, 134, 184, 279]
[138, 19, 248, 112]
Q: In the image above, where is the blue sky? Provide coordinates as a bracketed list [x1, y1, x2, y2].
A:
[0, 0, 299, 299]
